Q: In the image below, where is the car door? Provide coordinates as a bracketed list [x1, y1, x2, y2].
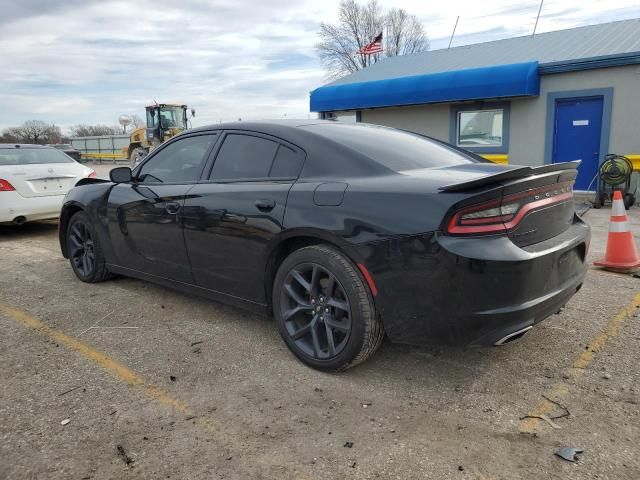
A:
[182, 131, 305, 303]
[107, 133, 218, 283]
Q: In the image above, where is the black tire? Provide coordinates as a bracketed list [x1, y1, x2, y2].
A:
[129, 147, 146, 167]
[67, 211, 111, 283]
[624, 193, 635, 210]
[273, 244, 384, 371]
[599, 192, 609, 207]
[593, 192, 603, 209]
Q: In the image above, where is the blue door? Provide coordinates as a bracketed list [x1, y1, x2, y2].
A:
[552, 97, 604, 191]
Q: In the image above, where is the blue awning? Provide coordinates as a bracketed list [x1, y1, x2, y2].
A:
[310, 61, 540, 112]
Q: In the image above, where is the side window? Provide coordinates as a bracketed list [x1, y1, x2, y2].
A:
[138, 134, 215, 183]
[210, 134, 278, 180]
[269, 144, 303, 178]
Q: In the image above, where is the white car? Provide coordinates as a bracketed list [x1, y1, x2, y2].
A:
[0, 144, 95, 225]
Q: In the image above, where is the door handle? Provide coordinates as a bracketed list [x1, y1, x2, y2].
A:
[165, 202, 181, 214]
[255, 199, 276, 212]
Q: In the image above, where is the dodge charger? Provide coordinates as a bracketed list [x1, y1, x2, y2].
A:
[58, 121, 589, 371]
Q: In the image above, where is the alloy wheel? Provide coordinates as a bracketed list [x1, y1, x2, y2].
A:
[280, 262, 352, 360]
[69, 221, 95, 277]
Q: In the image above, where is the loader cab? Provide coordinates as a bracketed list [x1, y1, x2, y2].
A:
[145, 104, 188, 145]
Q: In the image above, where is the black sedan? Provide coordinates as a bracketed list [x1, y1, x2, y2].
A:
[59, 121, 589, 371]
[50, 144, 83, 162]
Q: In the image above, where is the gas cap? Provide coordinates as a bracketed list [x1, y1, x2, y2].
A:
[313, 182, 348, 206]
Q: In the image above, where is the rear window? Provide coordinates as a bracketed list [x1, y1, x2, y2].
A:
[0, 148, 74, 166]
[269, 144, 304, 178]
[211, 134, 278, 180]
[301, 123, 484, 171]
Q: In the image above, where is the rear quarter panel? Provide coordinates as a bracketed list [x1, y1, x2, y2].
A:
[283, 175, 470, 245]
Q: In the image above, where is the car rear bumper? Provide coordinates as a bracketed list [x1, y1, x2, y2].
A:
[357, 216, 590, 346]
[0, 191, 64, 223]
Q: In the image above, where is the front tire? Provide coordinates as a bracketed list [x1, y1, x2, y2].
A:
[273, 245, 384, 371]
[129, 147, 146, 167]
[67, 211, 111, 283]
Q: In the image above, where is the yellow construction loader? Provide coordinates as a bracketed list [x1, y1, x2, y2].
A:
[127, 103, 195, 164]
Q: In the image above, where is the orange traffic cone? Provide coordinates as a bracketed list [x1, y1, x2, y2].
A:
[594, 190, 640, 272]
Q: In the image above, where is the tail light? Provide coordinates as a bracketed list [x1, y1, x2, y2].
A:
[447, 182, 574, 235]
[0, 179, 15, 191]
[88, 170, 97, 178]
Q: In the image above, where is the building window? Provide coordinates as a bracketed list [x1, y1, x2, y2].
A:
[457, 109, 503, 147]
[322, 111, 361, 123]
[450, 103, 510, 154]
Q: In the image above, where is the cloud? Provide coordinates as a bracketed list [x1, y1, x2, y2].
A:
[1, 0, 638, 132]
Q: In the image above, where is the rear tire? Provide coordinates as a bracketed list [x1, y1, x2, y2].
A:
[67, 211, 111, 283]
[593, 192, 603, 209]
[624, 193, 635, 210]
[273, 245, 384, 371]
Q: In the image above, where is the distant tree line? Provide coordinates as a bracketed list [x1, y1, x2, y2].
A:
[68, 124, 122, 137]
[1, 120, 65, 144]
[1, 116, 146, 144]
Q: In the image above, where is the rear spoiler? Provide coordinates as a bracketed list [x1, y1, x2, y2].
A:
[438, 160, 581, 192]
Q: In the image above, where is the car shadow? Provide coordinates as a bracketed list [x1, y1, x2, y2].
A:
[336, 333, 540, 399]
[62, 257, 521, 392]
[0, 221, 59, 241]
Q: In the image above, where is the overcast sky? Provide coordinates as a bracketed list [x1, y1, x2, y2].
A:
[1, 0, 639, 132]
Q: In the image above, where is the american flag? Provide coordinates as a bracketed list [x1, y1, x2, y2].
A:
[357, 32, 383, 55]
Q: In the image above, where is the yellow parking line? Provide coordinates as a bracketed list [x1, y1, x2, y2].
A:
[519, 292, 640, 433]
[0, 302, 314, 479]
[0, 303, 189, 413]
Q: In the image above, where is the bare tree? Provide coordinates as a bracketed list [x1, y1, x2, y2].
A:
[385, 8, 429, 57]
[69, 124, 121, 137]
[130, 114, 146, 129]
[1, 120, 62, 144]
[0, 129, 20, 143]
[315, 0, 429, 79]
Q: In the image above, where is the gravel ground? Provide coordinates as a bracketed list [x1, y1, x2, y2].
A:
[0, 205, 638, 480]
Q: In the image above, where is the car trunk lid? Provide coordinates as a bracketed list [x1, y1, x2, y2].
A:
[441, 161, 579, 247]
[3, 163, 87, 198]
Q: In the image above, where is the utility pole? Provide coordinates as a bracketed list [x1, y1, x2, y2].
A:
[532, 0, 544, 36]
[448, 16, 460, 49]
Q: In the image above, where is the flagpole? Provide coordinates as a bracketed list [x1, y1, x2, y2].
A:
[448, 16, 459, 49]
[532, 0, 544, 36]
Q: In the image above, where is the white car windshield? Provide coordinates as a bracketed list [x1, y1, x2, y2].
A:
[0, 148, 75, 166]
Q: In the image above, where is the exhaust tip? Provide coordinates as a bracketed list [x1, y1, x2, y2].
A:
[13, 216, 26, 225]
[494, 326, 532, 346]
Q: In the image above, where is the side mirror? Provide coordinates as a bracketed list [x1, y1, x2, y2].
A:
[190, 108, 196, 118]
[110, 167, 132, 183]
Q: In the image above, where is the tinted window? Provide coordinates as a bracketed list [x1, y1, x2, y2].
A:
[301, 123, 483, 172]
[138, 134, 215, 183]
[211, 134, 278, 180]
[269, 144, 303, 178]
[0, 148, 74, 166]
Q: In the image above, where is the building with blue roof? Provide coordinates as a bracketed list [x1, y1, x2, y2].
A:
[310, 19, 640, 191]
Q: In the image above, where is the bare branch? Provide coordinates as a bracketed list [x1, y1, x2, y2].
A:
[69, 124, 121, 137]
[315, 0, 429, 79]
[1, 120, 62, 144]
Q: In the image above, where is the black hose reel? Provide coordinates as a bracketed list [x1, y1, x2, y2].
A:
[593, 154, 636, 209]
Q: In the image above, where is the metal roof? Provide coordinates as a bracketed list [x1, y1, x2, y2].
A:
[329, 19, 640, 86]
